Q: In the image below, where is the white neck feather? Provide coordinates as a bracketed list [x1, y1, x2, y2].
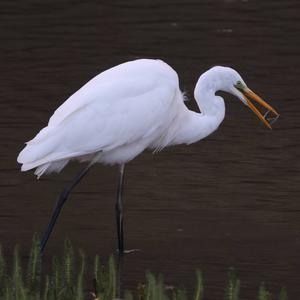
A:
[194, 77, 225, 119]
[173, 71, 226, 145]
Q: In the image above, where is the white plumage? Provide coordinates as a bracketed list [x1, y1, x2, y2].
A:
[17, 59, 278, 178]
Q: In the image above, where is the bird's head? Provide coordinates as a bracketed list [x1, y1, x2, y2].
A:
[207, 66, 280, 129]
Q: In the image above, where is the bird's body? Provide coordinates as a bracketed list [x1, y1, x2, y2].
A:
[17, 59, 225, 177]
[17, 59, 279, 253]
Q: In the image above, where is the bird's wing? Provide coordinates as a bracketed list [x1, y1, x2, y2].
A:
[55, 78, 179, 154]
[18, 73, 181, 168]
[48, 59, 178, 127]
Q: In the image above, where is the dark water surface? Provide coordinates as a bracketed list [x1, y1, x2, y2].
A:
[1, 0, 300, 299]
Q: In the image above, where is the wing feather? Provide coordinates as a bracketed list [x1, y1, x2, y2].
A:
[18, 59, 181, 170]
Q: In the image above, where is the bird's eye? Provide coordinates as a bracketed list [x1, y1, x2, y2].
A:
[236, 81, 242, 85]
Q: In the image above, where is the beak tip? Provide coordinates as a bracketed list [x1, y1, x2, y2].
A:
[244, 89, 279, 129]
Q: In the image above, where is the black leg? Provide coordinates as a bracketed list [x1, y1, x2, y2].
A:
[116, 164, 125, 254]
[116, 252, 124, 298]
[40, 163, 93, 253]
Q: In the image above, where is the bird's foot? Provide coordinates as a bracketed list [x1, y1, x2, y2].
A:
[117, 248, 140, 255]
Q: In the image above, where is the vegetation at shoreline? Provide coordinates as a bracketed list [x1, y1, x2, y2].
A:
[0, 236, 288, 300]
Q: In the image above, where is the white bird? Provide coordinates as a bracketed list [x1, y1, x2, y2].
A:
[17, 59, 279, 253]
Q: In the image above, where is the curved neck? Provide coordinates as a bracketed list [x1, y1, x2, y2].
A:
[194, 73, 225, 118]
[172, 77, 225, 145]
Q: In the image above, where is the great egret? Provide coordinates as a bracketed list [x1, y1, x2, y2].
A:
[17, 59, 279, 253]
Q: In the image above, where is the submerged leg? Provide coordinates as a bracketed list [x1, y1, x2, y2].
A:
[40, 163, 93, 253]
[116, 252, 124, 298]
[116, 163, 125, 254]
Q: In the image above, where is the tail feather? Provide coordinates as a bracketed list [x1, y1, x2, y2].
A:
[26, 126, 55, 146]
[17, 125, 69, 177]
[18, 143, 54, 166]
[18, 126, 61, 165]
[18, 123, 99, 178]
[34, 159, 69, 179]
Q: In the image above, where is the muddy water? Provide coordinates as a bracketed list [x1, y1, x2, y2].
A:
[1, 0, 300, 299]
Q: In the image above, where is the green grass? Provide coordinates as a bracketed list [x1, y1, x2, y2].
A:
[0, 236, 288, 300]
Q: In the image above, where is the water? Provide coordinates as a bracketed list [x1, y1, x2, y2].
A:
[1, 0, 300, 299]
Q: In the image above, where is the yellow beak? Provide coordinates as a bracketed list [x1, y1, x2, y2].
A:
[241, 88, 279, 129]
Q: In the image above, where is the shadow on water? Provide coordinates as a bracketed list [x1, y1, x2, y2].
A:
[1, 0, 300, 299]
